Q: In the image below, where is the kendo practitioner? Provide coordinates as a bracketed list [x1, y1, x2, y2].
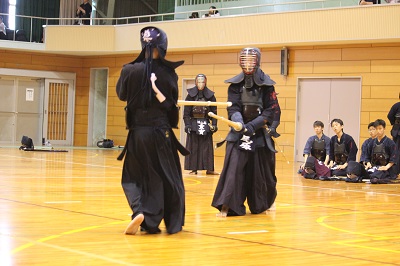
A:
[328, 118, 358, 177]
[364, 119, 398, 183]
[116, 26, 189, 235]
[183, 74, 219, 175]
[344, 122, 376, 183]
[76, 0, 92, 25]
[211, 47, 280, 217]
[360, 122, 377, 165]
[387, 96, 400, 175]
[344, 122, 377, 183]
[299, 120, 331, 179]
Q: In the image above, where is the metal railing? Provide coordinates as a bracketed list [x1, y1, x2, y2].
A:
[0, 0, 362, 44]
[176, 0, 241, 6]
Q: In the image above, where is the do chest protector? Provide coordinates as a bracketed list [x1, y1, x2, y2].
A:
[372, 143, 389, 166]
[241, 86, 263, 123]
[334, 142, 348, 165]
[311, 138, 326, 161]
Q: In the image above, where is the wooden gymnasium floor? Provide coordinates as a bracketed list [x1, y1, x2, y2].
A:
[0, 147, 399, 266]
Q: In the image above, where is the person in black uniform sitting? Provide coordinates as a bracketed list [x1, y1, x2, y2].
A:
[328, 118, 358, 177]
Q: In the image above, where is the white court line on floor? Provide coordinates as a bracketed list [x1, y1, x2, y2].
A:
[227, 230, 268, 235]
[44, 201, 82, 204]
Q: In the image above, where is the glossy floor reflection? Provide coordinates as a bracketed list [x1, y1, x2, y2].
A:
[0, 147, 399, 265]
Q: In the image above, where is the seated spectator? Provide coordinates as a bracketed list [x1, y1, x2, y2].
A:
[300, 120, 331, 168]
[342, 123, 376, 183]
[328, 118, 358, 177]
[189, 12, 199, 19]
[299, 121, 331, 179]
[202, 6, 220, 18]
[0, 16, 7, 40]
[360, 122, 377, 166]
[359, 0, 381, 4]
[365, 119, 398, 182]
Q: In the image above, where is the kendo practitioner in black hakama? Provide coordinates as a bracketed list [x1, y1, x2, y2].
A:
[183, 74, 219, 175]
[211, 47, 280, 217]
[328, 118, 358, 177]
[116, 26, 189, 235]
[364, 119, 398, 183]
[343, 122, 377, 183]
[387, 97, 400, 175]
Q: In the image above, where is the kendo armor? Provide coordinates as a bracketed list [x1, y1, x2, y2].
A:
[395, 112, 400, 125]
[304, 157, 317, 179]
[241, 87, 263, 123]
[191, 90, 208, 119]
[125, 26, 184, 129]
[372, 143, 389, 166]
[334, 142, 348, 165]
[311, 138, 326, 161]
[239, 48, 261, 89]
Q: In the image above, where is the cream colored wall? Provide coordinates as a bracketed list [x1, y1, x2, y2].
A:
[92, 43, 400, 161]
[4, 4, 400, 157]
[45, 5, 400, 55]
[2, 43, 399, 160]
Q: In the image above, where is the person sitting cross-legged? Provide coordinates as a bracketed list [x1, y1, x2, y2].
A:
[328, 118, 358, 177]
[299, 120, 331, 179]
[364, 119, 398, 183]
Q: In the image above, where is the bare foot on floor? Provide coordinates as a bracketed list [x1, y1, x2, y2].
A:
[216, 205, 229, 217]
[124, 213, 144, 235]
[267, 203, 276, 211]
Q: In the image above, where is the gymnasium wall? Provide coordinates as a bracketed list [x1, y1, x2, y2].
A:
[1, 5, 399, 161]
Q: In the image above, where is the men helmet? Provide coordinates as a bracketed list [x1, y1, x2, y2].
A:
[239, 47, 261, 75]
[140, 27, 168, 59]
[195, 74, 207, 90]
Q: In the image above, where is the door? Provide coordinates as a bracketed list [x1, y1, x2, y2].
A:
[295, 78, 361, 162]
[0, 77, 16, 144]
[0, 77, 44, 145]
[16, 78, 44, 146]
[43, 79, 75, 146]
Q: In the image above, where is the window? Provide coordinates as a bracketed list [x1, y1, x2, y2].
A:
[8, 0, 16, 30]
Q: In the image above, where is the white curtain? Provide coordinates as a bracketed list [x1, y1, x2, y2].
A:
[59, 0, 87, 25]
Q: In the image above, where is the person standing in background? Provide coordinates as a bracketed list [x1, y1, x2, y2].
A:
[387, 93, 400, 175]
[183, 74, 219, 176]
[76, 0, 92, 25]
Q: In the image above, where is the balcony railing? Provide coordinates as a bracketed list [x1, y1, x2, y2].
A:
[0, 0, 376, 44]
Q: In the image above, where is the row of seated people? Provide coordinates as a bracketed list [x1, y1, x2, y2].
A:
[0, 28, 28, 41]
[298, 119, 399, 184]
[0, 16, 28, 41]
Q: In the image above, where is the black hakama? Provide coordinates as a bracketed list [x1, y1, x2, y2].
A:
[211, 142, 277, 215]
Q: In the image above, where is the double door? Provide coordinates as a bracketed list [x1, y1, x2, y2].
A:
[295, 78, 361, 162]
[0, 76, 74, 146]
